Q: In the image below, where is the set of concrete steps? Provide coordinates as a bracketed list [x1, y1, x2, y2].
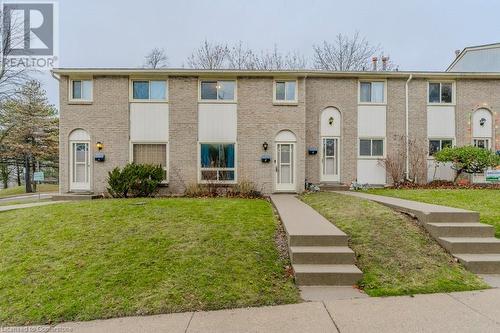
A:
[52, 192, 102, 201]
[319, 182, 349, 191]
[271, 195, 362, 286]
[343, 192, 500, 274]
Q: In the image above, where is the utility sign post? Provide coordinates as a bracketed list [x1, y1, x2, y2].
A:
[33, 171, 44, 200]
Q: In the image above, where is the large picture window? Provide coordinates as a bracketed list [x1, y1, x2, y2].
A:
[132, 143, 168, 180]
[200, 143, 235, 181]
[428, 139, 453, 156]
[359, 139, 384, 157]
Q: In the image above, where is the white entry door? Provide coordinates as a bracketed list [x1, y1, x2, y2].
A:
[321, 137, 340, 182]
[70, 142, 91, 191]
[275, 143, 295, 191]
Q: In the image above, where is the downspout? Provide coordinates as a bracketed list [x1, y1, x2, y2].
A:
[405, 74, 413, 180]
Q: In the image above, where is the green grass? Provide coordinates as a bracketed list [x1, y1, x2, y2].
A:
[301, 192, 488, 297]
[0, 198, 299, 326]
[368, 189, 500, 238]
[0, 184, 58, 198]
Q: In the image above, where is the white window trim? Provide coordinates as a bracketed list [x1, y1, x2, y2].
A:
[129, 141, 169, 184]
[427, 137, 455, 158]
[273, 79, 299, 105]
[69, 78, 93, 104]
[427, 81, 456, 105]
[129, 78, 169, 103]
[357, 137, 386, 159]
[198, 79, 237, 103]
[473, 137, 492, 150]
[358, 80, 387, 105]
[197, 141, 237, 184]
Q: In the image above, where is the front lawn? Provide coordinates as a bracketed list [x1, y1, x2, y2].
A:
[368, 189, 500, 238]
[0, 184, 58, 198]
[301, 192, 488, 297]
[0, 198, 299, 326]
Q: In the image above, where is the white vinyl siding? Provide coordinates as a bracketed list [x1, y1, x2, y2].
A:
[198, 104, 237, 142]
[130, 103, 169, 141]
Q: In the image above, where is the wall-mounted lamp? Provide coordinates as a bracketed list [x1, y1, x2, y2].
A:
[96, 142, 104, 151]
[479, 118, 486, 127]
[328, 117, 334, 126]
[262, 142, 269, 151]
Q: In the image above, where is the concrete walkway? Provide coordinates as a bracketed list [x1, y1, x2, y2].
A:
[0, 192, 55, 204]
[0, 200, 65, 212]
[9, 288, 500, 332]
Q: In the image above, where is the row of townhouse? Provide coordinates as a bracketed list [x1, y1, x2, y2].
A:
[52, 68, 500, 195]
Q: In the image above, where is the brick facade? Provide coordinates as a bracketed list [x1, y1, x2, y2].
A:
[58, 72, 500, 195]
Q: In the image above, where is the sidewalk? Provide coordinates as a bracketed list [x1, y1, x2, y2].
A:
[8, 288, 500, 333]
[0, 200, 64, 212]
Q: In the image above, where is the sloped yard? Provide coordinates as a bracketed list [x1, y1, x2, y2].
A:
[301, 192, 488, 296]
[0, 198, 299, 326]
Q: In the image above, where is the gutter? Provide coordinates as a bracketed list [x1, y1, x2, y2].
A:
[405, 74, 413, 180]
[51, 71, 60, 82]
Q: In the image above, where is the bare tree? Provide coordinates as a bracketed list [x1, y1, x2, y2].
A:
[284, 50, 308, 70]
[187, 39, 228, 69]
[226, 41, 256, 70]
[0, 9, 32, 103]
[144, 47, 168, 68]
[313, 32, 396, 71]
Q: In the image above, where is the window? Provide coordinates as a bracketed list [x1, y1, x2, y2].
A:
[359, 139, 384, 157]
[274, 80, 297, 102]
[200, 80, 235, 101]
[359, 81, 385, 103]
[132, 144, 168, 180]
[71, 79, 92, 101]
[132, 80, 167, 100]
[428, 82, 453, 103]
[473, 138, 491, 150]
[428, 139, 453, 156]
[200, 143, 235, 181]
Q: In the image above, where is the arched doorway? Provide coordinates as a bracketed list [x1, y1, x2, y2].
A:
[472, 108, 493, 149]
[275, 130, 296, 192]
[69, 129, 91, 191]
[320, 107, 341, 182]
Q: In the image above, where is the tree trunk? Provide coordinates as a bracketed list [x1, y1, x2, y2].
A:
[32, 159, 37, 192]
[24, 154, 33, 193]
[453, 169, 463, 184]
[16, 161, 21, 186]
[0, 163, 8, 188]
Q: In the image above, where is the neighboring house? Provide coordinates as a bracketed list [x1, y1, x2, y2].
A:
[447, 43, 500, 72]
[52, 68, 500, 195]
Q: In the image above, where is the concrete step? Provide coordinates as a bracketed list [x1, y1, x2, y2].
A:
[320, 183, 350, 191]
[289, 234, 348, 247]
[454, 254, 500, 274]
[426, 223, 495, 238]
[293, 264, 362, 286]
[290, 246, 355, 264]
[439, 237, 500, 254]
[52, 193, 101, 201]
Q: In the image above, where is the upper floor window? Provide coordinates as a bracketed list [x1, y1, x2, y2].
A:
[274, 80, 297, 103]
[200, 80, 235, 101]
[428, 139, 453, 156]
[132, 80, 167, 100]
[359, 81, 385, 103]
[428, 82, 453, 104]
[71, 79, 92, 101]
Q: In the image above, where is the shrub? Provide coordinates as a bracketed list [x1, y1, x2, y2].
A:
[230, 180, 262, 198]
[107, 163, 164, 198]
[434, 146, 500, 183]
[184, 180, 262, 198]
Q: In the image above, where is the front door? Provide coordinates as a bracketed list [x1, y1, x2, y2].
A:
[70, 142, 90, 191]
[275, 143, 295, 191]
[321, 137, 340, 182]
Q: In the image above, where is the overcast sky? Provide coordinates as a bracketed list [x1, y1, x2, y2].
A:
[41, 0, 500, 106]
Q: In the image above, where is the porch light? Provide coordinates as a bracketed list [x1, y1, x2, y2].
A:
[480, 118, 486, 127]
[96, 142, 104, 151]
[262, 142, 269, 151]
[329, 117, 334, 126]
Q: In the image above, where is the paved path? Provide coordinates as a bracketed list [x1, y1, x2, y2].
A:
[8, 288, 500, 332]
[0, 192, 55, 203]
[0, 200, 65, 212]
